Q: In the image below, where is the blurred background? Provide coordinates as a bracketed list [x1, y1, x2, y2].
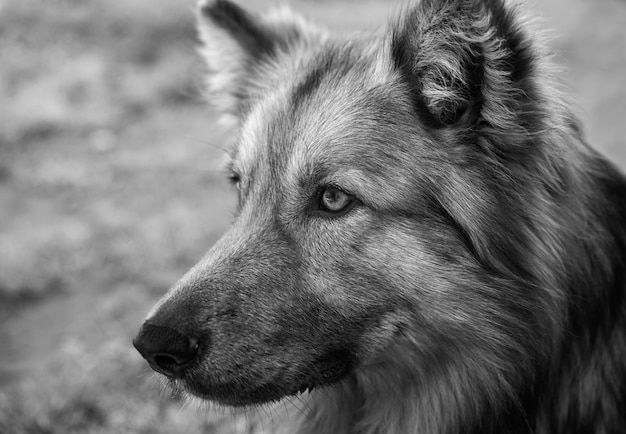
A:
[0, 0, 624, 432]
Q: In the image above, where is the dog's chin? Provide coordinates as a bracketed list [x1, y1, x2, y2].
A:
[178, 356, 352, 407]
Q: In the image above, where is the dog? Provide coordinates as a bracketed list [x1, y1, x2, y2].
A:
[133, 0, 626, 432]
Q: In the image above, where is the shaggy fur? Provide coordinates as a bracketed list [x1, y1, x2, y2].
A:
[133, 0, 626, 433]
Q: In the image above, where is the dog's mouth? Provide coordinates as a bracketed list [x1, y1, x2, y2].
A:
[288, 352, 352, 395]
[178, 350, 354, 407]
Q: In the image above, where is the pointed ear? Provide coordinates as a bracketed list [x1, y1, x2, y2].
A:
[390, 0, 538, 130]
[197, 0, 321, 124]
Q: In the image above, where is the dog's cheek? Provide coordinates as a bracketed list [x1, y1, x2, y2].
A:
[352, 311, 411, 363]
[290, 216, 408, 358]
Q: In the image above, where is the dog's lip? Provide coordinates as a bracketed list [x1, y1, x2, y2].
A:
[181, 377, 296, 406]
[315, 356, 351, 383]
[290, 382, 318, 397]
[288, 355, 351, 396]
[178, 360, 351, 406]
[184, 379, 322, 407]
[175, 349, 354, 406]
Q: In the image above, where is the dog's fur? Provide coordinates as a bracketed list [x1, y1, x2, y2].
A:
[135, 0, 626, 432]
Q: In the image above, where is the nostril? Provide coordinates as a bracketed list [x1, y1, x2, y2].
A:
[153, 340, 198, 366]
[153, 354, 180, 368]
[150, 350, 197, 378]
[133, 322, 201, 379]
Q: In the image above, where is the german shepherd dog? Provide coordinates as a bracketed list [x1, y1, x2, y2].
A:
[133, 0, 626, 432]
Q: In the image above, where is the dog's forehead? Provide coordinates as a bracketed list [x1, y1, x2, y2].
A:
[234, 41, 401, 177]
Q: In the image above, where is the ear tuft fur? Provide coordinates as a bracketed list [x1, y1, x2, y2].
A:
[199, 0, 278, 59]
[391, 0, 539, 130]
[196, 0, 323, 127]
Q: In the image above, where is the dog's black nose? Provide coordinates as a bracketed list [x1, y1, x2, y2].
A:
[133, 322, 199, 378]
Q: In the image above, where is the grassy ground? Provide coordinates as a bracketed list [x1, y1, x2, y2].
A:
[0, 0, 624, 432]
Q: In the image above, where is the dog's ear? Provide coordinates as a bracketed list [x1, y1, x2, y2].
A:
[197, 0, 321, 124]
[390, 0, 538, 130]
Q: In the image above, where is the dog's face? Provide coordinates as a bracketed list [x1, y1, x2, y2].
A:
[134, 0, 556, 408]
[138, 45, 437, 406]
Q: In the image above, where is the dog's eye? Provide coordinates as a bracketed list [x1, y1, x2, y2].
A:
[228, 172, 241, 188]
[319, 186, 356, 215]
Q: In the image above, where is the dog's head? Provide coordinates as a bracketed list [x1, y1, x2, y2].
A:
[134, 0, 563, 408]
